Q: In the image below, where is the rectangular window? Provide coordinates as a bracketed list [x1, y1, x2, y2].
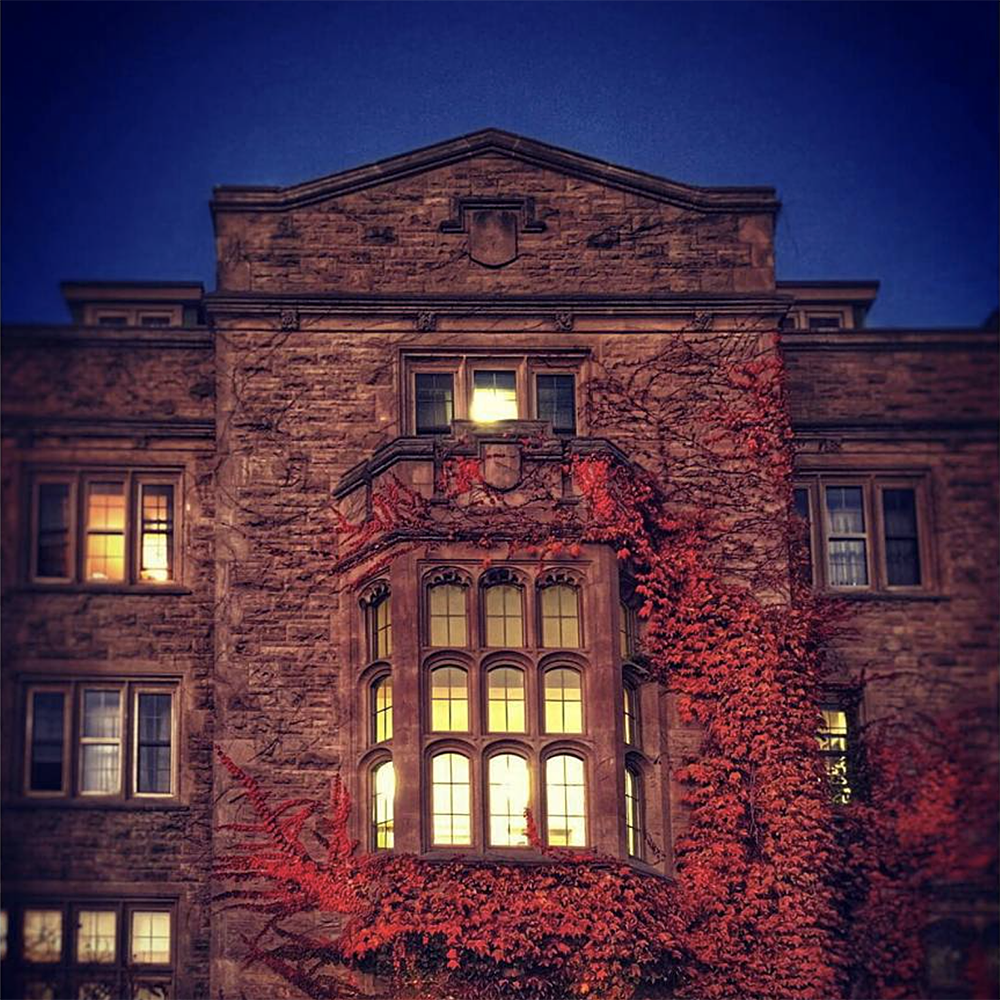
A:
[817, 706, 852, 805]
[28, 470, 179, 587]
[22, 910, 62, 963]
[26, 689, 67, 794]
[23, 681, 177, 800]
[795, 476, 930, 593]
[792, 487, 814, 586]
[130, 911, 171, 964]
[415, 373, 454, 434]
[470, 370, 518, 423]
[77, 911, 116, 964]
[484, 585, 524, 647]
[535, 374, 576, 434]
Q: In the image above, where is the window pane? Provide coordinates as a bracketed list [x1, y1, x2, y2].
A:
[825, 486, 865, 534]
[817, 708, 852, 805]
[130, 912, 171, 964]
[82, 744, 121, 794]
[37, 483, 71, 578]
[625, 768, 642, 858]
[623, 685, 639, 746]
[471, 370, 518, 422]
[373, 677, 393, 743]
[430, 667, 468, 731]
[484, 585, 523, 647]
[23, 910, 62, 962]
[137, 693, 173, 793]
[30, 691, 65, 792]
[372, 760, 395, 849]
[828, 540, 868, 586]
[77, 910, 117, 963]
[546, 755, 586, 847]
[85, 483, 125, 581]
[489, 754, 530, 846]
[415, 373, 454, 433]
[428, 584, 467, 647]
[373, 596, 393, 658]
[541, 584, 580, 648]
[487, 667, 525, 733]
[83, 691, 121, 739]
[139, 485, 174, 582]
[536, 374, 576, 433]
[883, 489, 921, 586]
[431, 752, 471, 845]
[543, 668, 583, 734]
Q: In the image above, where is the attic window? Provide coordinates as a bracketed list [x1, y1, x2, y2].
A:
[807, 315, 842, 330]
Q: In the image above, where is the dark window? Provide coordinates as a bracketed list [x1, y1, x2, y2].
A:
[36, 483, 71, 579]
[415, 374, 454, 434]
[96, 315, 128, 327]
[807, 315, 842, 329]
[139, 315, 170, 327]
[792, 487, 813, 585]
[882, 488, 921, 586]
[536, 374, 576, 433]
[136, 693, 173, 794]
[28, 691, 65, 792]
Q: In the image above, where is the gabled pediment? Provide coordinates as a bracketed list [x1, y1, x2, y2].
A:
[211, 128, 778, 216]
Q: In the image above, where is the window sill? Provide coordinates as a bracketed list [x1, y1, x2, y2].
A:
[6, 798, 189, 812]
[17, 583, 193, 597]
[817, 589, 949, 603]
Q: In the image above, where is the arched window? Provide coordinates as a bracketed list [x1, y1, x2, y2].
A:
[543, 667, 583, 734]
[619, 601, 636, 659]
[623, 681, 639, 747]
[430, 666, 468, 732]
[371, 759, 395, 850]
[430, 751, 471, 846]
[362, 583, 392, 660]
[483, 583, 524, 647]
[540, 584, 580, 648]
[428, 582, 468, 647]
[545, 754, 586, 847]
[624, 765, 643, 859]
[372, 676, 393, 743]
[487, 666, 526, 733]
[488, 753, 530, 847]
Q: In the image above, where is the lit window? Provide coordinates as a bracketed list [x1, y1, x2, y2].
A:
[470, 370, 518, 423]
[79, 689, 122, 795]
[415, 373, 455, 434]
[430, 666, 468, 732]
[883, 488, 921, 586]
[27, 689, 66, 793]
[540, 584, 580, 648]
[428, 583, 468, 647]
[77, 910, 116, 963]
[488, 753, 530, 847]
[543, 668, 583, 734]
[487, 666, 526, 733]
[130, 911, 170, 964]
[431, 752, 471, 845]
[484, 584, 524, 647]
[371, 760, 395, 849]
[545, 755, 586, 847]
[23, 910, 62, 962]
[535, 374, 576, 434]
[136, 692, 173, 795]
[84, 482, 126, 582]
[824, 486, 868, 586]
[623, 683, 640, 747]
[817, 707, 852, 805]
[139, 485, 174, 582]
[372, 676, 393, 743]
[624, 766, 643, 859]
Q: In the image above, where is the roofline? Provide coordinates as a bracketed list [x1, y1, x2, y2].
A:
[776, 279, 880, 290]
[210, 128, 780, 217]
[61, 280, 205, 292]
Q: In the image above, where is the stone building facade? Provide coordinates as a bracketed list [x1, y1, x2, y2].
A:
[2, 130, 996, 999]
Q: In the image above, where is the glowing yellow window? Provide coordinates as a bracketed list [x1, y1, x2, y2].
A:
[544, 668, 583, 734]
[470, 370, 518, 423]
[623, 683, 639, 746]
[484, 585, 524, 647]
[545, 754, 586, 847]
[85, 482, 125, 582]
[372, 677, 393, 743]
[489, 753, 530, 846]
[428, 584, 467, 647]
[625, 767, 643, 858]
[372, 759, 395, 849]
[130, 911, 171, 964]
[430, 666, 468, 731]
[431, 752, 471, 845]
[541, 585, 580, 648]
[487, 666, 525, 733]
[77, 910, 116, 963]
[23, 909, 62, 962]
[817, 708, 852, 804]
[139, 484, 174, 582]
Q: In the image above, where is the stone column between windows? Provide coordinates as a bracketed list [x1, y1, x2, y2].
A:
[588, 544, 625, 855]
[390, 551, 422, 853]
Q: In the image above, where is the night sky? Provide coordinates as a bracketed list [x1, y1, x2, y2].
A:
[2, 1, 997, 327]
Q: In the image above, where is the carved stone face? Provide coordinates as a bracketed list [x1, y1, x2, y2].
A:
[469, 209, 518, 267]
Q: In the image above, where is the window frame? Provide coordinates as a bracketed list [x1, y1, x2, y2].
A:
[360, 581, 392, 663]
[485, 749, 532, 849]
[425, 576, 470, 649]
[428, 664, 470, 734]
[22, 680, 180, 802]
[541, 665, 584, 735]
[428, 748, 474, 848]
[538, 577, 583, 650]
[624, 761, 644, 860]
[370, 673, 393, 745]
[531, 370, 578, 435]
[485, 664, 527, 734]
[369, 756, 396, 851]
[542, 750, 589, 849]
[26, 469, 182, 589]
[794, 474, 933, 594]
[480, 572, 526, 648]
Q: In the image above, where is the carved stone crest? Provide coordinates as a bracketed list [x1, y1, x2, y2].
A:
[416, 312, 437, 332]
[481, 443, 522, 491]
[555, 311, 574, 332]
[469, 210, 518, 268]
[280, 309, 299, 331]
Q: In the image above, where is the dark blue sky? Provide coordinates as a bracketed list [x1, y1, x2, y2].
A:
[3, 1, 997, 327]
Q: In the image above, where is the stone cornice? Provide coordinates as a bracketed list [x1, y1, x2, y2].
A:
[1, 325, 213, 350]
[211, 128, 779, 217]
[782, 329, 998, 352]
[1, 415, 215, 442]
[791, 419, 998, 442]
